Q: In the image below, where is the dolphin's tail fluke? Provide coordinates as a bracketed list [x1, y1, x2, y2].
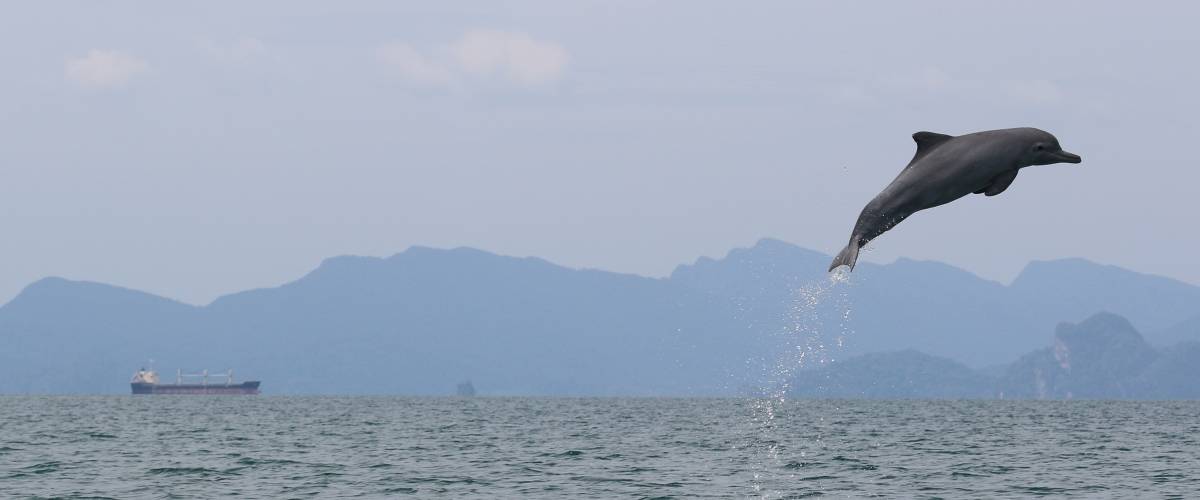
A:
[828, 241, 860, 272]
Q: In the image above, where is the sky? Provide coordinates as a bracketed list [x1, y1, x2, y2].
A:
[1, 1, 1198, 305]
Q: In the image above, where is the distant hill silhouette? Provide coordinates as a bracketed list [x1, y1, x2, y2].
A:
[790, 312, 1200, 400]
[1, 239, 1198, 395]
[788, 350, 994, 399]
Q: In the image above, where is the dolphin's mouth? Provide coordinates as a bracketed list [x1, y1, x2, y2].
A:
[1053, 150, 1082, 164]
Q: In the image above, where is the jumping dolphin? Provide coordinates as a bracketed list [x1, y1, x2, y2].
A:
[829, 127, 1081, 271]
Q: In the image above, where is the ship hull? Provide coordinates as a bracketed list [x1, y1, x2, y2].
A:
[131, 381, 261, 395]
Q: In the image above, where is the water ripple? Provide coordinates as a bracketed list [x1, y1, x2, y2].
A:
[0, 397, 1198, 498]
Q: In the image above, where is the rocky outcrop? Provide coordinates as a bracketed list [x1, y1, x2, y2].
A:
[997, 313, 1158, 399]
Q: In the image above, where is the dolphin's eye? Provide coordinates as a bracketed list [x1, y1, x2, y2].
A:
[1034, 144, 1044, 151]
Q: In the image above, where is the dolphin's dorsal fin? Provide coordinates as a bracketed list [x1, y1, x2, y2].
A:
[912, 131, 953, 155]
[895, 131, 954, 174]
[904, 131, 954, 168]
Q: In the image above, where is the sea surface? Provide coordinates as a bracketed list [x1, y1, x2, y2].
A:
[2, 396, 1198, 498]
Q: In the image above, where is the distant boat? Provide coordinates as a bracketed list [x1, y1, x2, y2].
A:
[131, 367, 261, 395]
[456, 380, 477, 397]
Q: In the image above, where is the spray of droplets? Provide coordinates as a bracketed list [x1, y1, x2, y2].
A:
[748, 267, 856, 497]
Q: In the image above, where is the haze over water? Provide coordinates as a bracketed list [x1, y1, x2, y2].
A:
[3, 396, 1198, 498]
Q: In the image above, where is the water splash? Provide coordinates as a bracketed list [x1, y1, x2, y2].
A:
[748, 267, 856, 497]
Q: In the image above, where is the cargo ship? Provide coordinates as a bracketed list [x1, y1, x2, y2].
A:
[130, 367, 261, 395]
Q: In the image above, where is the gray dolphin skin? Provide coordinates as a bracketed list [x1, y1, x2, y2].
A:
[829, 127, 1082, 272]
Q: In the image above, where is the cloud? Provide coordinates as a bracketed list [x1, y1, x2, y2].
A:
[65, 49, 149, 88]
[376, 43, 454, 85]
[449, 30, 569, 86]
[378, 30, 568, 88]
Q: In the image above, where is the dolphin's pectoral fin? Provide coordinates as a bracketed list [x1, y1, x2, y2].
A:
[978, 170, 1019, 196]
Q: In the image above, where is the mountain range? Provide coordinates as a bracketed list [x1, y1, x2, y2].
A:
[1, 239, 1197, 395]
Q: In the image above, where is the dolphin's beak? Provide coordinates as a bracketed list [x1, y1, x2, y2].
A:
[1054, 150, 1082, 164]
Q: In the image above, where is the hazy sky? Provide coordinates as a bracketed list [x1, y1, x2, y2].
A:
[1, 1, 1197, 305]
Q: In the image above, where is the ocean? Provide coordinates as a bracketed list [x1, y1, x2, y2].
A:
[2, 396, 1198, 498]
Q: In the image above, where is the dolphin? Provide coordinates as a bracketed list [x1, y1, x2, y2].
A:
[829, 127, 1082, 272]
